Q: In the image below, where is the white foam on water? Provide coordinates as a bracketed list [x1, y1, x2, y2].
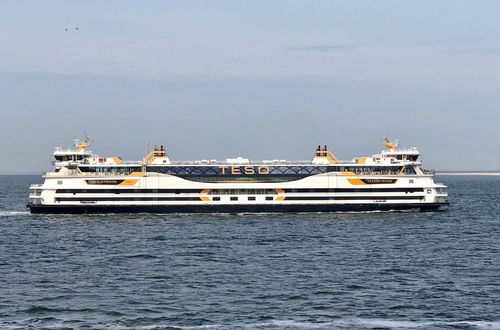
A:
[343, 318, 432, 328]
[258, 320, 333, 328]
[193, 319, 500, 330]
[334, 319, 500, 329]
[130, 324, 225, 330]
[451, 321, 500, 329]
[0, 211, 30, 217]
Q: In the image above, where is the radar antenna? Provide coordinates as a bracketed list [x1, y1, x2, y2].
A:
[76, 136, 91, 152]
[384, 137, 397, 152]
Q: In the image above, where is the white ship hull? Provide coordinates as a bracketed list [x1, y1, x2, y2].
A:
[28, 172, 447, 214]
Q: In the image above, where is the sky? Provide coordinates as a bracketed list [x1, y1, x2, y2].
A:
[1, 0, 499, 173]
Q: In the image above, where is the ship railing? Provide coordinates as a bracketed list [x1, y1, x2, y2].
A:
[97, 172, 142, 176]
[54, 147, 92, 154]
[27, 198, 43, 205]
[45, 172, 61, 176]
[354, 171, 399, 176]
[54, 147, 72, 152]
[76, 172, 138, 176]
[421, 169, 435, 175]
[381, 147, 419, 154]
[51, 159, 364, 166]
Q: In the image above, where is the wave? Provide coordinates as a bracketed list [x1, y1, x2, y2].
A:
[148, 235, 167, 241]
[1, 318, 498, 330]
[183, 319, 500, 329]
[22, 305, 97, 314]
[0, 211, 30, 217]
[346, 319, 500, 329]
[116, 319, 500, 329]
[124, 254, 160, 260]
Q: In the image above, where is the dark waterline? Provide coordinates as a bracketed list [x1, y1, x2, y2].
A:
[0, 175, 499, 329]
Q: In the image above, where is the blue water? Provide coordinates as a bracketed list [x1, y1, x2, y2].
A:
[0, 175, 499, 329]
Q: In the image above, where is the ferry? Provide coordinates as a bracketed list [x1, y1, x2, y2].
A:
[27, 138, 448, 213]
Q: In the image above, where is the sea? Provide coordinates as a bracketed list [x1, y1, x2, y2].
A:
[0, 175, 498, 330]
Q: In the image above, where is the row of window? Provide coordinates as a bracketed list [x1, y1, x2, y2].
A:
[76, 165, 415, 176]
[285, 196, 425, 201]
[55, 195, 424, 202]
[176, 176, 305, 183]
[55, 155, 88, 162]
[150, 165, 413, 175]
[56, 197, 200, 202]
[79, 167, 141, 174]
[55, 187, 425, 194]
[148, 166, 328, 175]
[208, 189, 277, 195]
[213, 197, 274, 201]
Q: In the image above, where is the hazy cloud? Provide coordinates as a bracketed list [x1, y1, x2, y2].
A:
[417, 37, 485, 47]
[285, 44, 356, 52]
[77, 20, 153, 35]
[418, 38, 500, 56]
[443, 46, 500, 56]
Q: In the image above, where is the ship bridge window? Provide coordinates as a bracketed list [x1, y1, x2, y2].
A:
[78, 166, 141, 174]
[55, 154, 89, 162]
[408, 155, 419, 161]
[402, 167, 417, 175]
[336, 166, 404, 175]
[209, 189, 277, 195]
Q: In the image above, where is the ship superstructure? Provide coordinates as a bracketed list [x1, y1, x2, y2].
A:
[28, 138, 448, 213]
